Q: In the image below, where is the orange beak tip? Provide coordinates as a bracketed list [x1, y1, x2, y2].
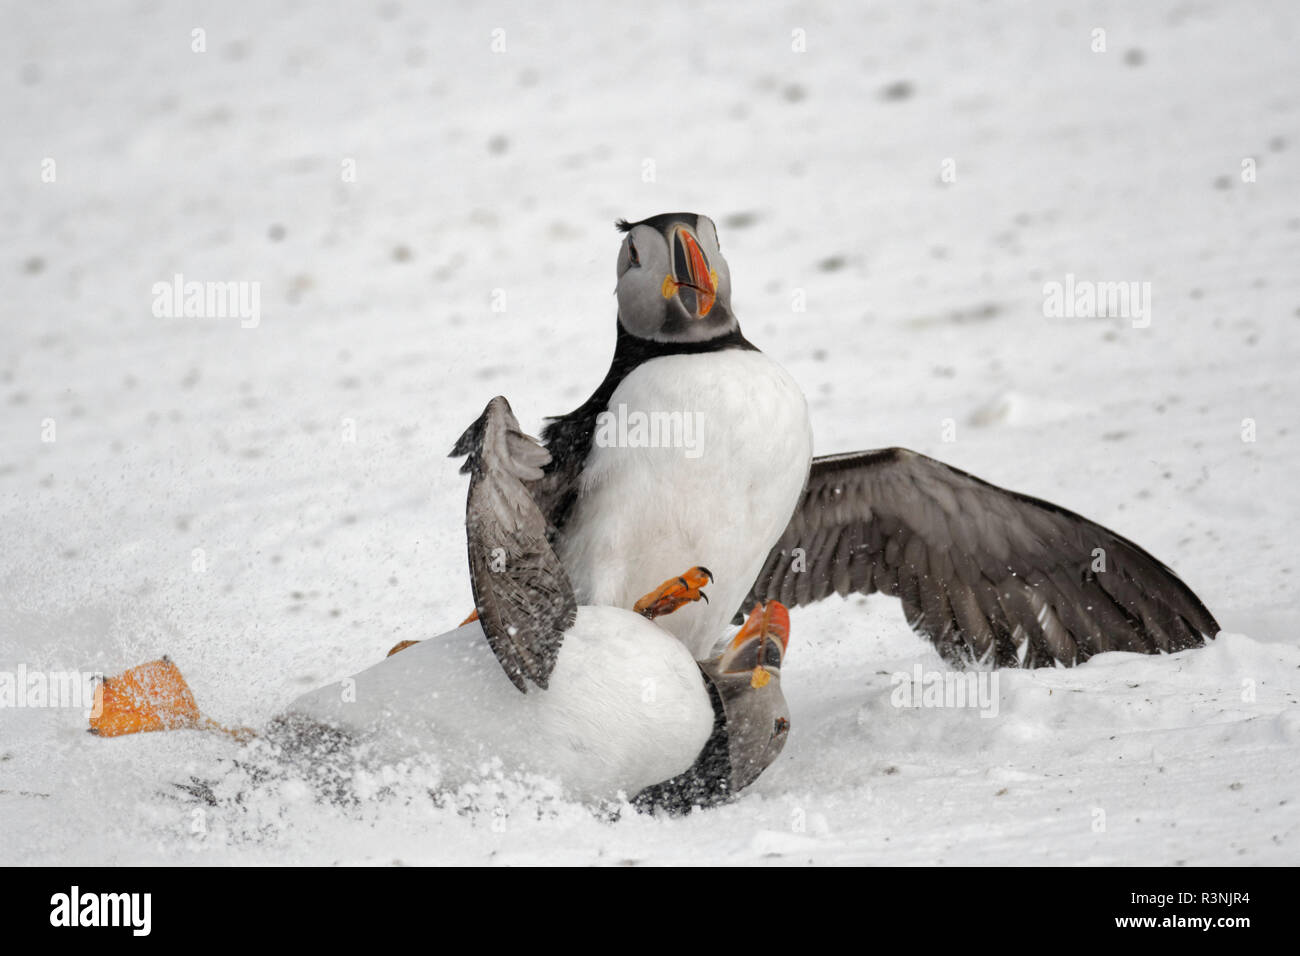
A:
[762, 601, 792, 652]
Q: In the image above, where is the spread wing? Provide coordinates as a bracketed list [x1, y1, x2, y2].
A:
[741, 448, 1219, 667]
[451, 397, 577, 691]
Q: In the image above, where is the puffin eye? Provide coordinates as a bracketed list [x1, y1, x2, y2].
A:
[627, 239, 640, 267]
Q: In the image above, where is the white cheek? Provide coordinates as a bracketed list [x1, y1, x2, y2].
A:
[618, 274, 666, 334]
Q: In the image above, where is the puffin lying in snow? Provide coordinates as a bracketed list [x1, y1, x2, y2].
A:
[93, 398, 794, 811]
[272, 397, 793, 808]
[497, 212, 1219, 670]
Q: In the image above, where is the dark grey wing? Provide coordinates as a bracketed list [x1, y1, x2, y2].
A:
[451, 397, 577, 691]
[742, 448, 1219, 667]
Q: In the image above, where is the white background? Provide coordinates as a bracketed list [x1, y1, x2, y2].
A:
[1, 0, 1296, 864]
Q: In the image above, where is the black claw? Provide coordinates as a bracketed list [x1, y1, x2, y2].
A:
[698, 566, 714, 582]
[700, 591, 709, 604]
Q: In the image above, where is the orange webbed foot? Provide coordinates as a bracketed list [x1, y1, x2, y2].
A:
[633, 566, 714, 620]
[88, 657, 254, 741]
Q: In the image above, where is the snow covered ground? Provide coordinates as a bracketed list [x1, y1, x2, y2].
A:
[1, 0, 1297, 865]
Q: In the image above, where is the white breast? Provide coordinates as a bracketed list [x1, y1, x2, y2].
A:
[278, 606, 714, 801]
[556, 349, 813, 658]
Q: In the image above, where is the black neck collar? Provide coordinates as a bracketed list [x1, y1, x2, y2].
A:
[609, 320, 758, 367]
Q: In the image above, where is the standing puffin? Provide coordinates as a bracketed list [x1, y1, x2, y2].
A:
[497, 212, 1219, 668]
[274, 398, 793, 809]
[534, 213, 815, 659]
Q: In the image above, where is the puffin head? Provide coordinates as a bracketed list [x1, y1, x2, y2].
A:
[614, 212, 737, 344]
[699, 602, 792, 793]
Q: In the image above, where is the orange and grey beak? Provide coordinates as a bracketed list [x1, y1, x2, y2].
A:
[660, 226, 718, 318]
[719, 601, 790, 688]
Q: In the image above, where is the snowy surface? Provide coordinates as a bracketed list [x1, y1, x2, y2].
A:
[1, 0, 1298, 865]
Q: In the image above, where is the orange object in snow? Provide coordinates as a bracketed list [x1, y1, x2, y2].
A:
[88, 657, 253, 741]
